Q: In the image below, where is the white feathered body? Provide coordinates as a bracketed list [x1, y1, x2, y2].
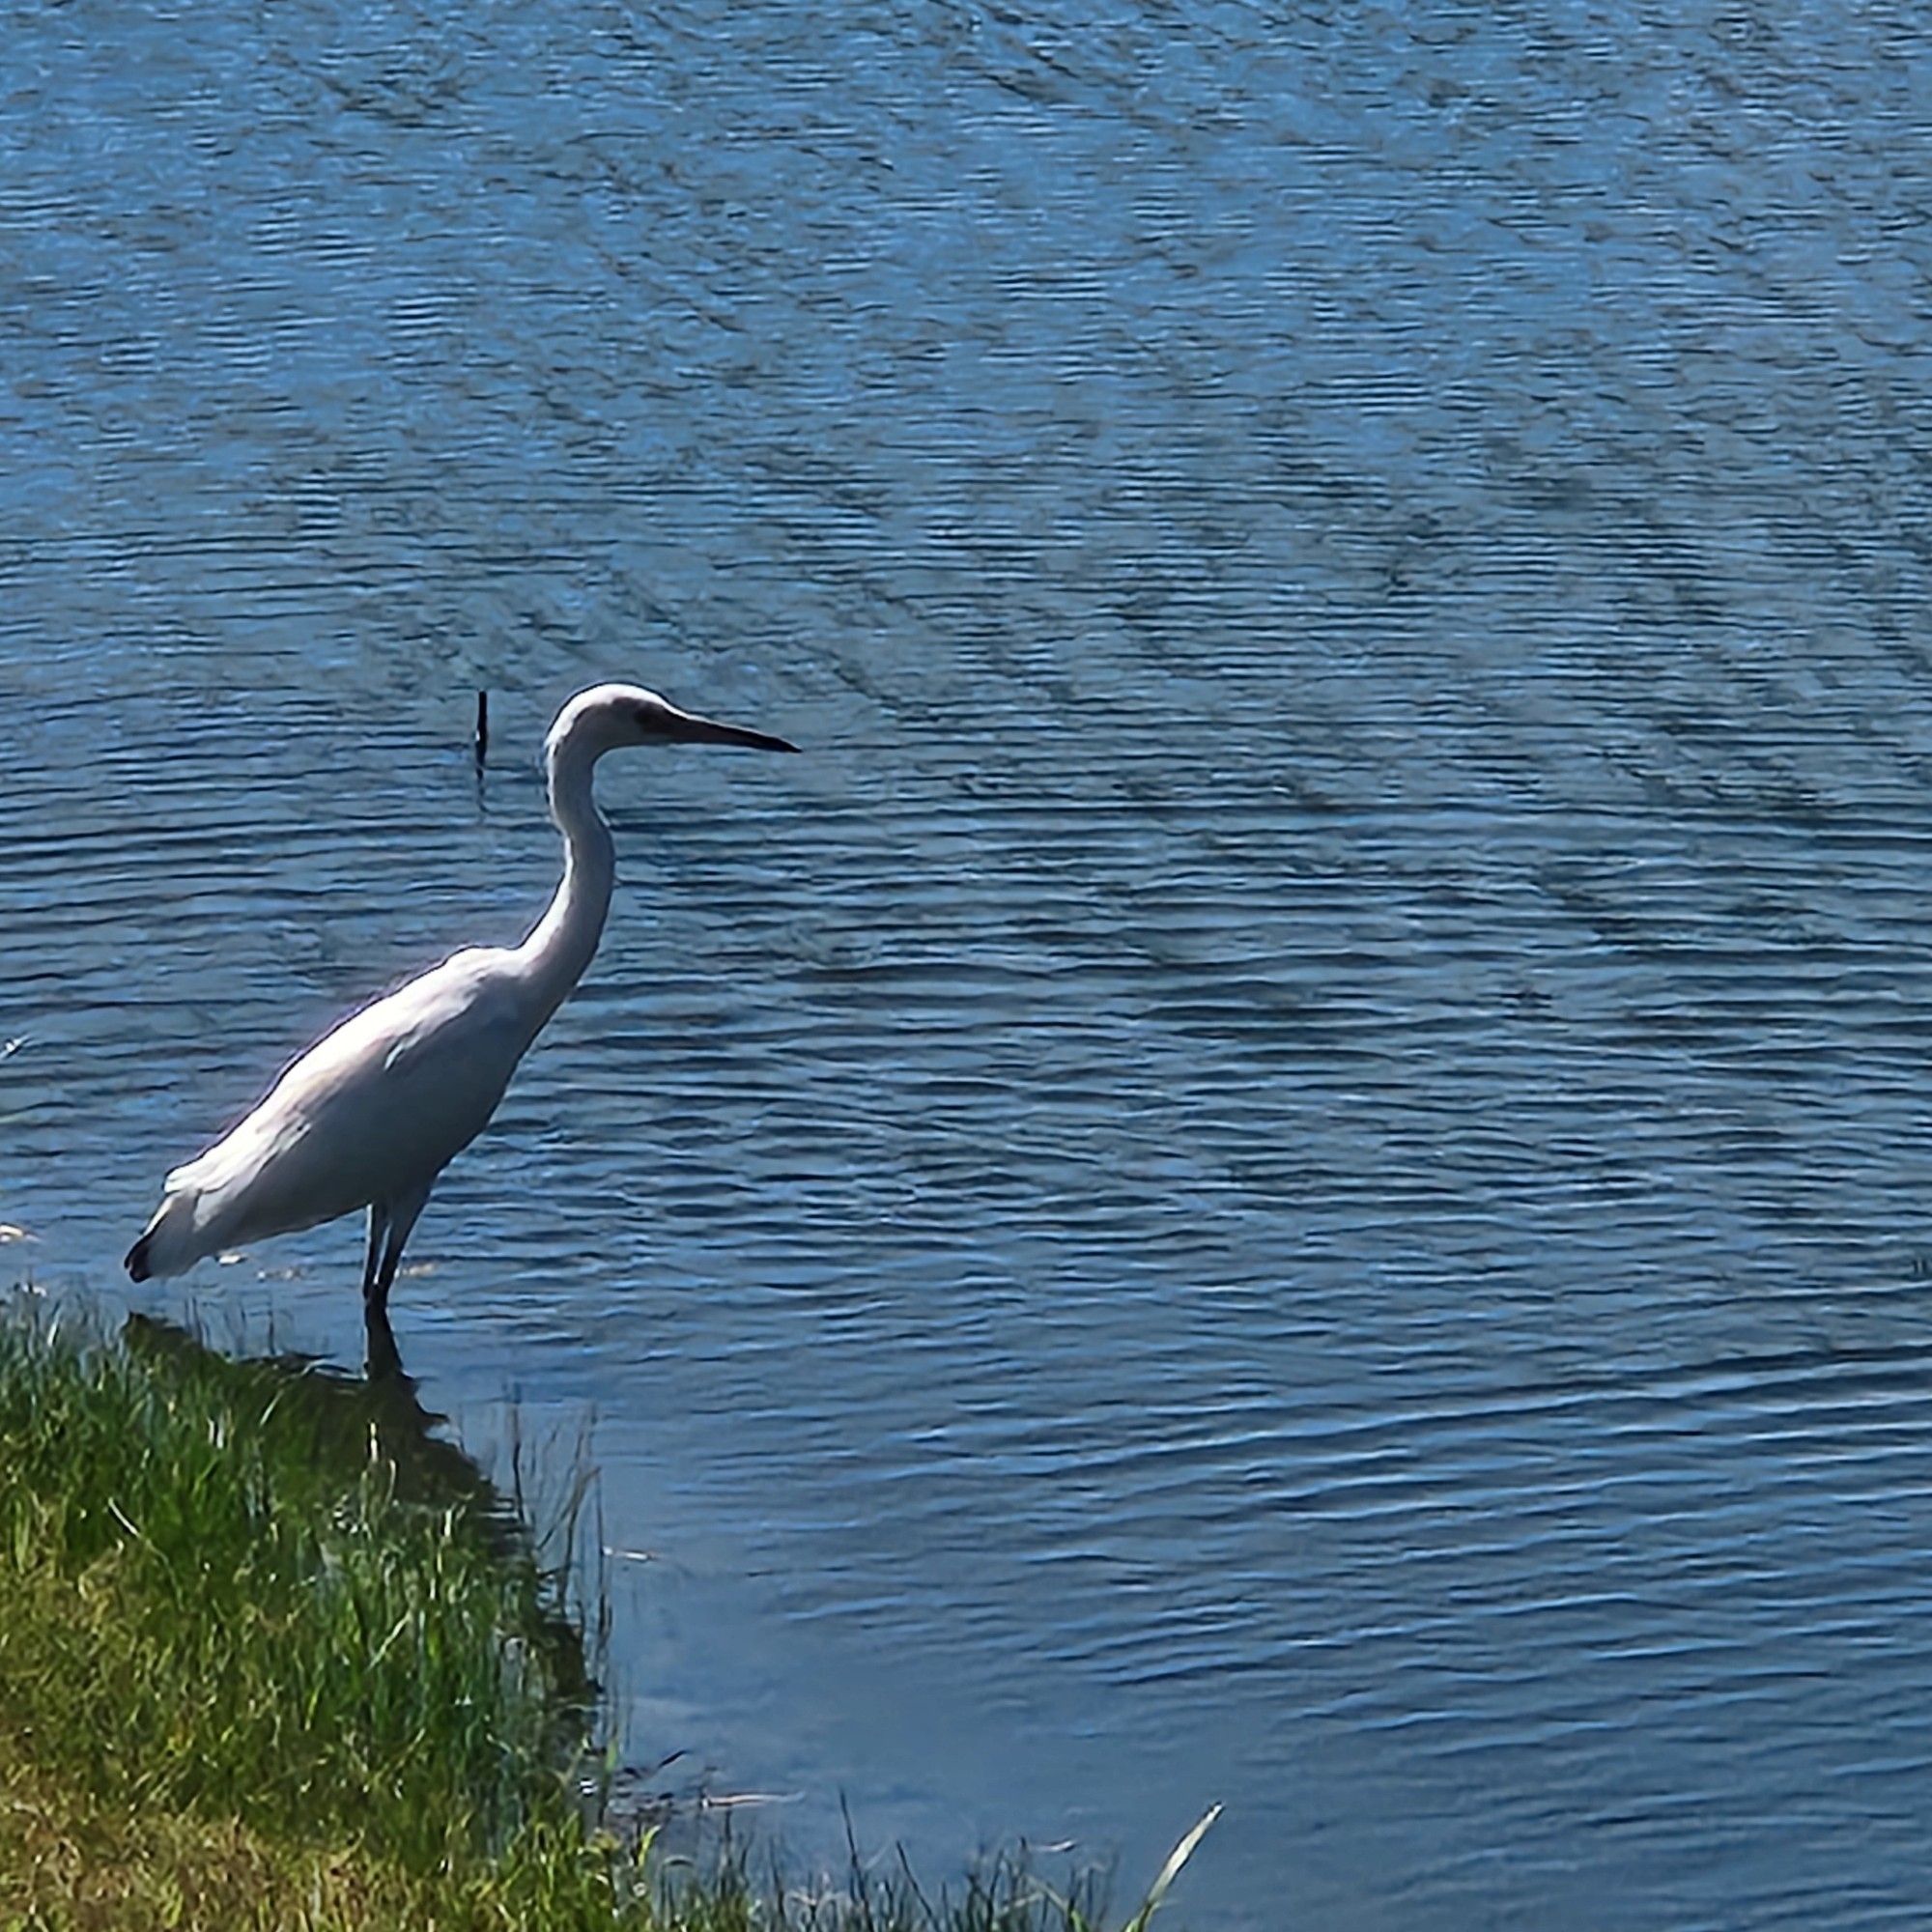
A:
[134, 948, 536, 1278]
[127, 681, 794, 1299]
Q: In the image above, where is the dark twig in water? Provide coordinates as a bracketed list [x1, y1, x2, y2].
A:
[475, 689, 490, 765]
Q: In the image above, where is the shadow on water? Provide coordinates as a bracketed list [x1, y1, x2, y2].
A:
[125, 1309, 485, 1511]
[118, 1308, 600, 1724]
[115, 1311, 785, 1853]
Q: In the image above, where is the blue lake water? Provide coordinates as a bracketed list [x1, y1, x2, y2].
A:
[6, 3, 1932, 1922]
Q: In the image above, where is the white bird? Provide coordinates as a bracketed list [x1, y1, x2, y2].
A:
[127, 683, 797, 1321]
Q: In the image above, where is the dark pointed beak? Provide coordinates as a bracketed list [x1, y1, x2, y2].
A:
[666, 707, 800, 753]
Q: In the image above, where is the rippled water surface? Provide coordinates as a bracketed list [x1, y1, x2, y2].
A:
[7, 4, 1932, 1923]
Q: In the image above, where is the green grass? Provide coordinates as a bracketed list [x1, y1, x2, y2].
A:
[0, 1299, 1212, 1931]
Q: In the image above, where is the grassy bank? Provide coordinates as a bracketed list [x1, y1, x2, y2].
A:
[0, 1301, 1209, 1931]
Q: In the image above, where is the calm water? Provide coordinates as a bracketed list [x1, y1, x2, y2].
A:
[6, 2, 1932, 1922]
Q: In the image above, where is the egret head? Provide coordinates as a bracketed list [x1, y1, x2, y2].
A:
[551, 683, 799, 759]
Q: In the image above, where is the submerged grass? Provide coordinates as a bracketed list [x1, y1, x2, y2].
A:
[0, 1300, 1210, 1931]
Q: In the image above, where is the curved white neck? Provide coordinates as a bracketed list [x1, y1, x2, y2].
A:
[514, 730, 615, 1023]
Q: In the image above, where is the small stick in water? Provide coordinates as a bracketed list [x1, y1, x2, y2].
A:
[474, 690, 489, 765]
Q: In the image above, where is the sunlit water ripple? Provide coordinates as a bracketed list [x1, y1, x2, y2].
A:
[4, 2, 1932, 1924]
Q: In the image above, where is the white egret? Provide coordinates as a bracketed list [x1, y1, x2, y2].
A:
[127, 683, 797, 1321]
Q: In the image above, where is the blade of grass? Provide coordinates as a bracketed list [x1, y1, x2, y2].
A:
[1119, 1805, 1221, 1932]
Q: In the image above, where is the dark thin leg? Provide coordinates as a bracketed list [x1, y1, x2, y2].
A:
[363, 1301, 403, 1383]
[365, 1184, 432, 1321]
[361, 1202, 391, 1307]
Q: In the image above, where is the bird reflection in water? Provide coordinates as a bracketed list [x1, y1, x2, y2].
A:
[123, 1311, 527, 1542]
